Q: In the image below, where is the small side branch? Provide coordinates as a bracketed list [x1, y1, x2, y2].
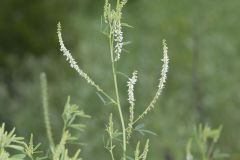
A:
[133, 40, 169, 124]
[57, 23, 117, 105]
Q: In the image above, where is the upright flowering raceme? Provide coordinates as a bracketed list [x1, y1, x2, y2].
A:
[104, 0, 127, 62]
[57, 22, 96, 86]
[158, 39, 169, 92]
[126, 70, 138, 141]
[113, 20, 123, 61]
[134, 39, 169, 123]
[127, 71, 138, 106]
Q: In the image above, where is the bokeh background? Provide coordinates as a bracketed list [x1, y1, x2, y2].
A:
[0, 0, 240, 159]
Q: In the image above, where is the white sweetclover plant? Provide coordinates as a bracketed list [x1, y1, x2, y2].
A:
[0, 1, 226, 160]
[57, 0, 169, 159]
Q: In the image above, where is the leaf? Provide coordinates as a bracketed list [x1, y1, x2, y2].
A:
[67, 136, 78, 142]
[134, 123, 145, 130]
[113, 130, 123, 139]
[8, 145, 24, 151]
[137, 129, 158, 136]
[116, 71, 129, 79]
[213, 149, 229, 159]
[123, 41, 132, 46]
[10, 154, 26, 159]
[96, 92, 107, 105]
[122, 23, 134, 28]
[69, 124, 86, 132]
[96, 92, 114, 106]
[122, 48, 130, 53]
[134, 124, 157, 136]
[100, 16, 109, 37]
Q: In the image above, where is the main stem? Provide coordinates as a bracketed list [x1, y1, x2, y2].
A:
[109, 34, 126, 160]
[117, 0, 120, 7]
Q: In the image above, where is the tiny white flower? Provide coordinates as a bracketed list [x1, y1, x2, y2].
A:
[158, 39, 169, 90]
[127, 71, 138, 106]
[113, 20, 123, 61]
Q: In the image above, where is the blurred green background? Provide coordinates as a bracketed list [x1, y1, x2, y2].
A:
[0, 0, 240, 159]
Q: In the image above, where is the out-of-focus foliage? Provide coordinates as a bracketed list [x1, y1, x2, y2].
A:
[0, 0, 240, 160]
[0, 123, 42, 160]
[0, 0, 79, 57]
[186, 124, 228, 160]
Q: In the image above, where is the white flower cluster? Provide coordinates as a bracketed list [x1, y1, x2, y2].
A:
[103, 0, 110, 23]
[103, 0, 127, 62]
[113, 20, 123, 61]
[57, 22, 96, 86]
[126, 70, 138, 141]
[136, 39, 169, 121]
[127, 71, 138, 106]
[149, 39, 169, 108]
[157, 39, 169, 95]
[121, 0, 128, 6]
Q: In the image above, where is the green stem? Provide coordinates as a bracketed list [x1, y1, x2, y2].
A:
[117, 0, 120, 7]
[197, 139, 207, 160]
[109, 34, 126, 160]
[207, 142, 215, 159]
[110, 138, 115, 160]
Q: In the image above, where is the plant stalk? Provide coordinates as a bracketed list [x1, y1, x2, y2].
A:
[110, 139, 115, 160]
[109, 33, 127, 160]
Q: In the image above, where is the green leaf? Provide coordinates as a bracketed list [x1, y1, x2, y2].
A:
[123, 41, 132, 46]
[9, 154, 26, 160]
[122, 48, 130, 53]
[96, 92, 114, 106]
[8, 145, 24, 151]
[122, 23, 134, 28]
[96, 92, 107, 105]
[213, 150, 229, 159]
[134, 124, 157, 136]
[137, 129, 158, 136]
[134, 123, 145, 130]
[116, 71, 129, 79]
[69, 124, 86, 132]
